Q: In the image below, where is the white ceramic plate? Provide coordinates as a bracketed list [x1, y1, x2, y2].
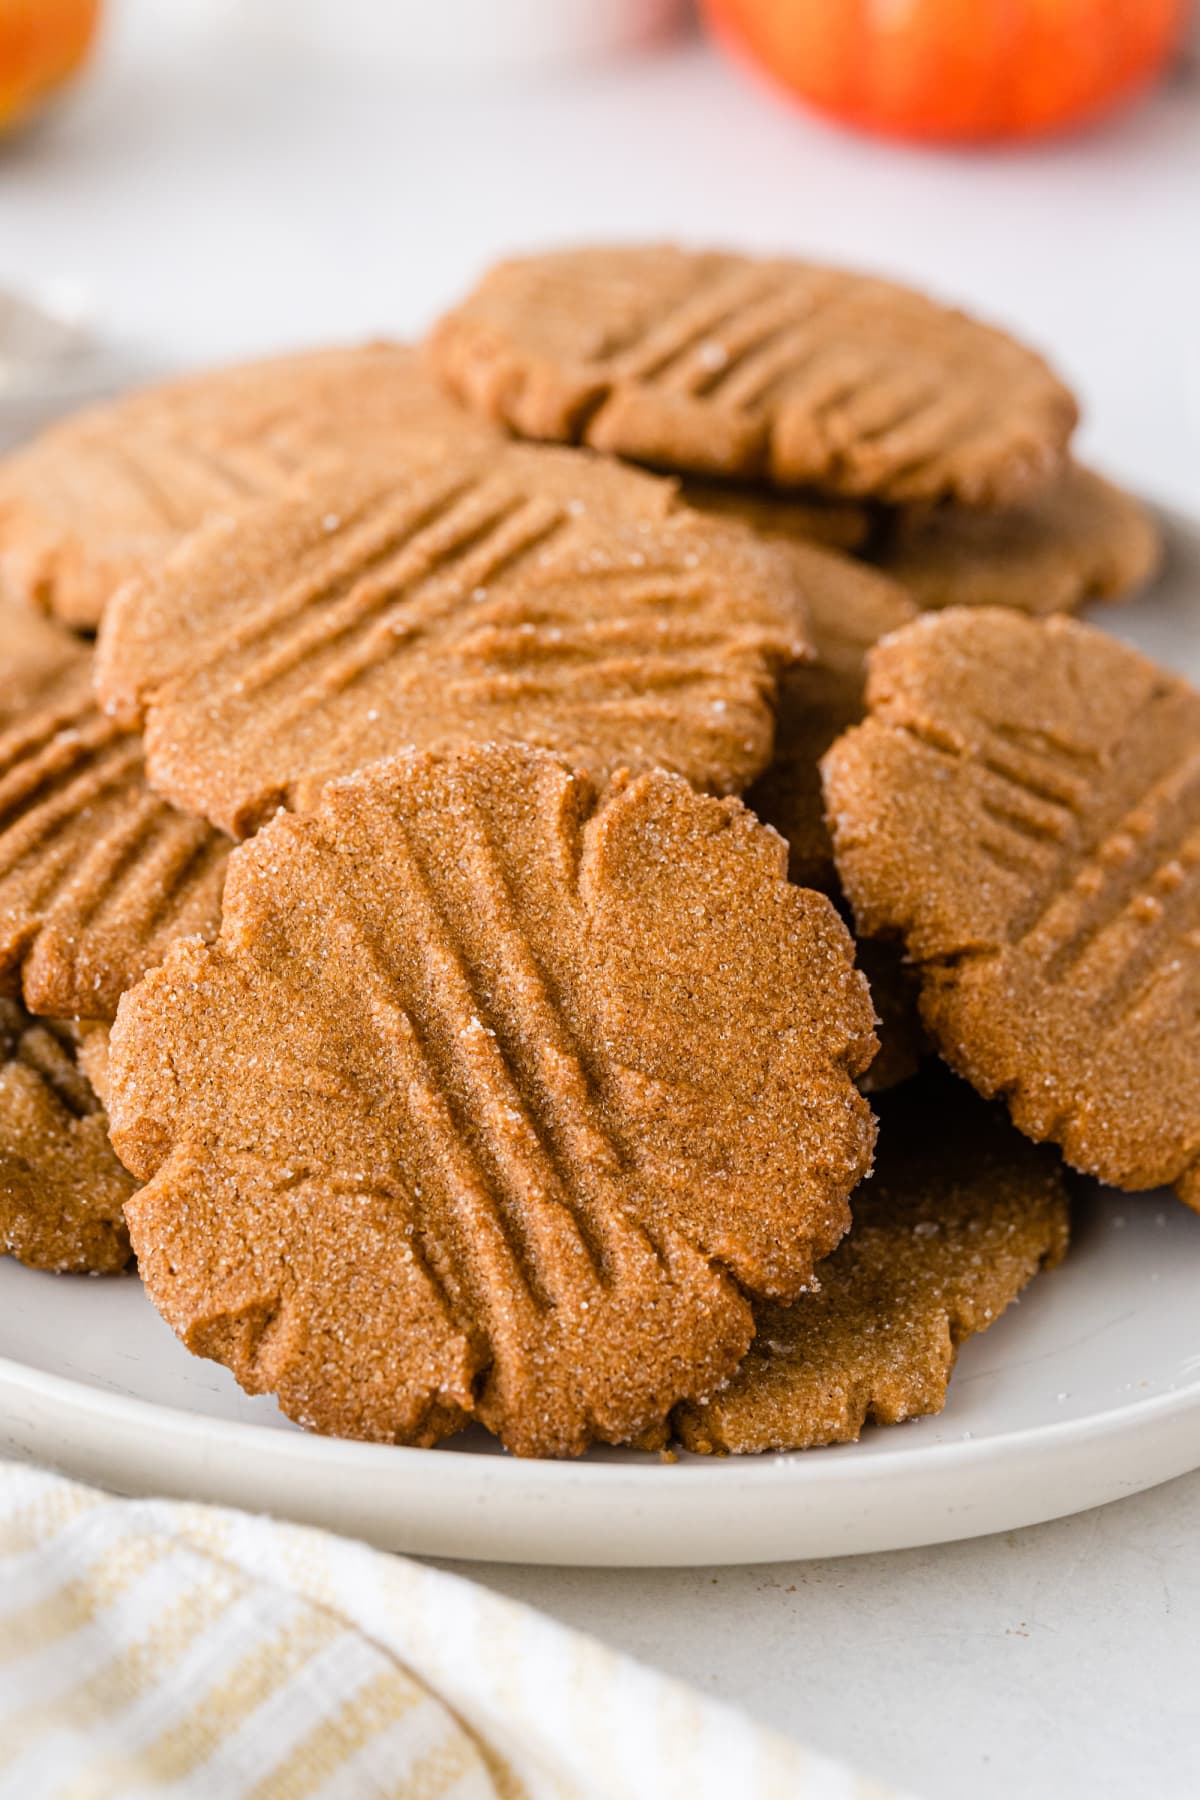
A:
[1, 505, 1198, 1568]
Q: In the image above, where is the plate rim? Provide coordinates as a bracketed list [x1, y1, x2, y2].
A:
[4, 1339, 1199, 1491]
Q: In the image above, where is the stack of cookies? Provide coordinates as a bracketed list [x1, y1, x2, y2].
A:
[1, 246, 1192, 1460]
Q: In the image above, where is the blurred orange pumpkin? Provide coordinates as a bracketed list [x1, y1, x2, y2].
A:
[701, 0, 1189, 144]
[0, 0, 100, 136]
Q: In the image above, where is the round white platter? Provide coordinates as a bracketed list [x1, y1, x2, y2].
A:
[0, 505, 1197, 1568]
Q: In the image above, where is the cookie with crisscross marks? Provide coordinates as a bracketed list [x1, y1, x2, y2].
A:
[0, 343, 480, 630]
[823, 608, 1200, 1208]
[429, 245, 1077, 505]
[109, 743, 877, 1456]
[878, 462, 1161, 615]
[675, 1074, 1069, 1455]
[1, 998, 134, 1273]
[96, 442, 810, 838]
[0, 617, 231, 1020]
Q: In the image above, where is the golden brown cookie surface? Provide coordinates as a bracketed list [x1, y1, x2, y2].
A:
[0, 603, 85, 725]
[431, 246, 1077, 504]
[823, 608, 1200, 1208]
[96, 443, 809, 838]
[675, 1076, 1069, 1455]
[110, 744, 877, 1458]
[1, 997, 133, 1273]
[0, 343, 477, 630]
[680, 478, 871, 552]
[878, 462, 1161, 615]
[661, 515, 923, 1088]
[73, 1020, 113, 1111]
[741, 539, 916, 889]
[856, 937, 928, 1094]
[0, 631, 230, 1020]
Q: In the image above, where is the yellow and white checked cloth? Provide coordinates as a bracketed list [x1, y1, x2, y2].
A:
[0, 1462, 904, 1800]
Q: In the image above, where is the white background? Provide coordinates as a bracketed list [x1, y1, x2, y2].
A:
[2, 5, 1199, 1796]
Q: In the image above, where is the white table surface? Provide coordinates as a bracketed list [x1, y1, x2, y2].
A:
[2, 6, 1198, 1797]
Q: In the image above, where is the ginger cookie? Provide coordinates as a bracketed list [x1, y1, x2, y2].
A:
[856, 938, 928, 1095]
[878, 462, 1161, 615]
[680, 478, 871, 552]
[742, 539, 916, 890]
[73, 1020, 113, 1111]
[109, 744, 877, 1458]
[1, 997, 133, 1273]
[674, 1076, 1069, 1455]
[0, 603, 85, 727]
[823, 608, 1200, 1208]
[430, 245, 1077, 505]
[0, 343, 479, 631]
[0, 630, 231, 1020]
[96, 443, 810, 838]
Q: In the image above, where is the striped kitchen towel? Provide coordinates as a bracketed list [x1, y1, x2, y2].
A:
[0, 1461, 904, 1800]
